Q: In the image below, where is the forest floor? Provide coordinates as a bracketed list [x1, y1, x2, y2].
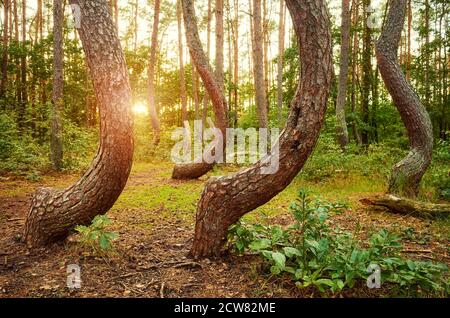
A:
[0, 161, 449, 298]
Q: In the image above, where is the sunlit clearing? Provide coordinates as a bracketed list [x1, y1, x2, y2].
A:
[132, 102, 149, 116]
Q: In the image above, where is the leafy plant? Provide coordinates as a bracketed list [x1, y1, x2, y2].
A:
[75, 215, 118, 254]
[228, 189, 450, 296]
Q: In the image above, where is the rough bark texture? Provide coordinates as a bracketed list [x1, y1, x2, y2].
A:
[23, 0, 134, 248]
[376, 0, 433, 198]
[335, 0, 350, 149]
[361, 195, 450, 219]
[172, 0, 229, 180]
[148, 0, 161, 145]
[252, 0, 269, 129]
[51, 0, 64, 171]
[190, 0, 333, 258]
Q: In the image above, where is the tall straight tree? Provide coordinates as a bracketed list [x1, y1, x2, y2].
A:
[20, 0, 27, 120]
[277, 0, 285, 126]
[202, 0, 212, 124]
[148, 0, 161, 145]
[51, 0, 64, 170]
[24, 0, 134, 247]
[376, 0, 433, 197]
[335, 0, 350, 149]
[177, 0, 188, 122]
[361, 0, 372, 145]
[190, 0, 333, 258]
[215, 0, 225, 93]
[0, 0, 10, 97]
[252, 0, 268, 128]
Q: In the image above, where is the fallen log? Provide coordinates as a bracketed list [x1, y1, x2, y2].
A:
[361, 194, 450, 219]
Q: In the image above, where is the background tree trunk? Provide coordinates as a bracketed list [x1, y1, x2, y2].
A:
[190, 0, 333, 258]
[177, 0, 188, 123]
[24, 0, 134, 248]
[215, 0, 225, 93]
[277, 0, 285, 127]
[50, 0, 64, 171]
[361, 0, 372, 145]
[20, 0, 27, 121]
[148, 0, 161, 145]
[252, 0, 269, 129]
[376, 0, 433, 198]
[335, 0, 350, 149]
[1, 0, 10, 97]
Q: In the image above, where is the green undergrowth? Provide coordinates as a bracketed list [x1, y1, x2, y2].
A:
[227, 189, 450, 297]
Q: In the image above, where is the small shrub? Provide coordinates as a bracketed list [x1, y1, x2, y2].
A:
[75, 215, 118, 254]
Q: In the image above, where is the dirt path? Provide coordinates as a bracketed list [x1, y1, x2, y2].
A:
[0, 163, 448, 298]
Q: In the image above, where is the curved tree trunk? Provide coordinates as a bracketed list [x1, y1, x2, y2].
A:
[148, 0, 161, 145]
[335, 0, 350, 149]
[172, 0, 229, 180]
[190, 0, 333, 258]
[376, 0, 433, 198]
[24, 0, 134, 248]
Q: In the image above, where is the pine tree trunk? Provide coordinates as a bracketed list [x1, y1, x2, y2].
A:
[148, 0, 161, 145]
[361, 0, 372, 145]
[50, 0, 64, 171]
[24, 0, 134, 248]
[376, 0, 433, 198]
[335, 0, 350, 149]
[0, 0, 10, 97]
[252, 0, 269, 128]
[177, 0, 188, 123]
[277, 0, 285, 127]
[215, 0, 225, 93]
[190, 0, 333, 258]
[20, 0, 27, 120]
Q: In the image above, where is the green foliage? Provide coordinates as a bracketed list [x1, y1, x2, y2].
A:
[75, 215, 118, 254]
[228, 190, 449, 296]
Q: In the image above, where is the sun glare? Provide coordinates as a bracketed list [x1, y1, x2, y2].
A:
[132, 102, 149, 116]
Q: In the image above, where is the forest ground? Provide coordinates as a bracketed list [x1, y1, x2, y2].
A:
[0, 161, 449, 298]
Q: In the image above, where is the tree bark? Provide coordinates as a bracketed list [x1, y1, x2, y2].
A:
[50, 0, 64, 171]
[190, 0, 333, 258]
[335, 0, 350, 149]
[148, 0, 161, 145]
[172, 0, 229, 180]
[252, 0, 269, 129]
[24, 0, 134, 248]
[376, 0, 433, 198]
